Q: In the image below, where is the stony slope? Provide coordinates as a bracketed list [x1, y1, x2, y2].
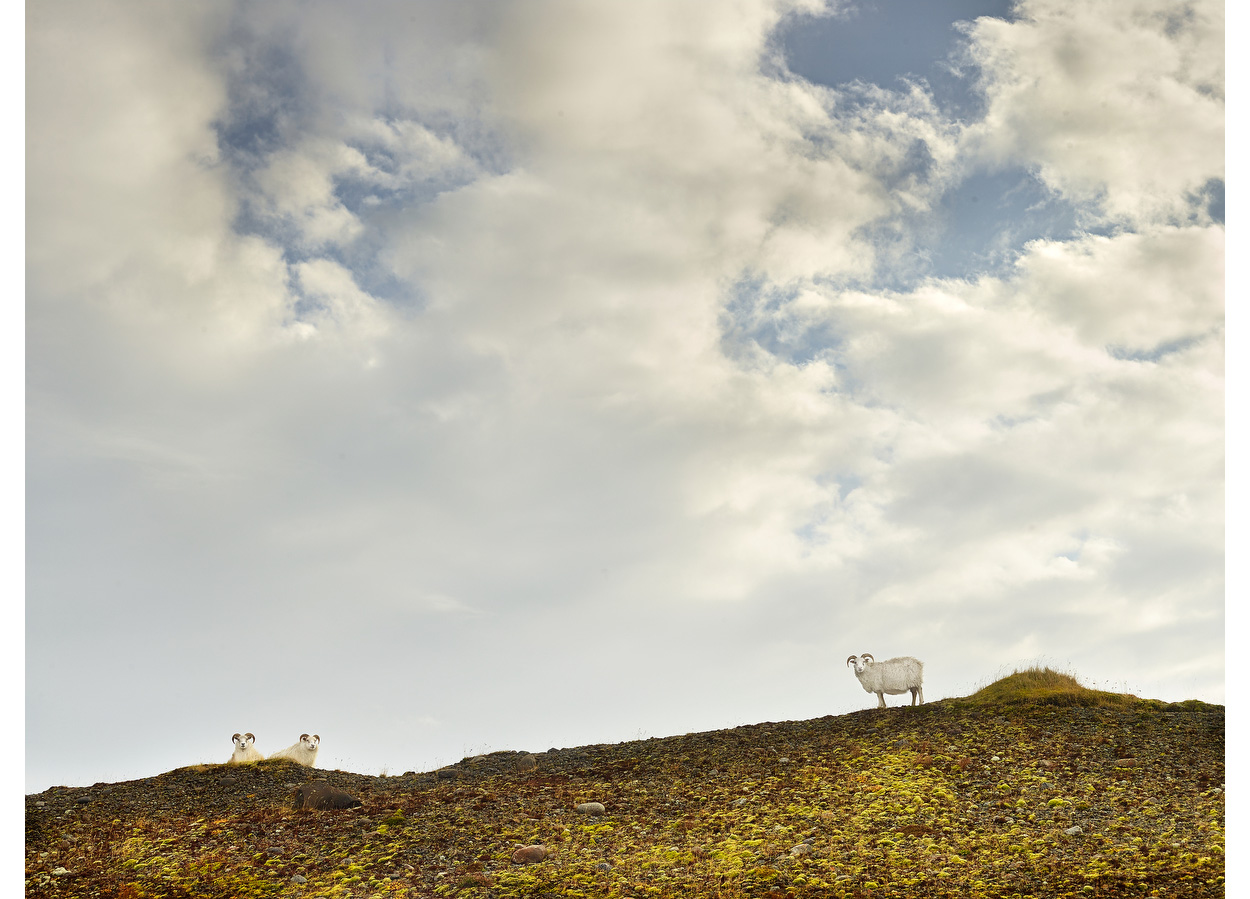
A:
[26, 675, 1225, 898]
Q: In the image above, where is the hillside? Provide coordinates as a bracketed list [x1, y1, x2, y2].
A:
[26, 672, 1225, 898]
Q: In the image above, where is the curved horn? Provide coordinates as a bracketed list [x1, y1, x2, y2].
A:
[861, 653, 875, 664]
[232, 733, 242, 743]
[846, 655, 858, 668]
[312, 734, 320, 743]
[300, 734, 310, 741]
[245, 733, 255, 742]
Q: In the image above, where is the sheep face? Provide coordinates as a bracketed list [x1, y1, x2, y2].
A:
[269, 733, 321, 765]
[229, 732, 263, 763]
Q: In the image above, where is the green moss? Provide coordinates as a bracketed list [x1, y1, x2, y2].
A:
[25, 687, 1223, 899]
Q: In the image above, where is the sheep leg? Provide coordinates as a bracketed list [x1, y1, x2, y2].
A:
[876, 692, 886, 709]
[917, 685, 924, 705]
[910, 687, 918, 706]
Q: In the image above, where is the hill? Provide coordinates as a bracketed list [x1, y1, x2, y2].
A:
[26, 672, 1225, 898]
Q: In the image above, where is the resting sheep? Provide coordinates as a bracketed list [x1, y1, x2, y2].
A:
[847, 654, 924, 709]
[228, 733, 263, 764]
[269, 733, 320, 766]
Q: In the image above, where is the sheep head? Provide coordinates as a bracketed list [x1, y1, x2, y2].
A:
[847, 653, 875, 674]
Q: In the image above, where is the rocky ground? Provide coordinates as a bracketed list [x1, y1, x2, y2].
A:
[26, 674, 1225, 898]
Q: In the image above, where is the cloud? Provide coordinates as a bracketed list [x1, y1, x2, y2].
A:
[25, 0, 1223, 791]
[1015, 226, 1224, 350]
[716, 215, 1222, 699]
[963, 0, 1224, 226]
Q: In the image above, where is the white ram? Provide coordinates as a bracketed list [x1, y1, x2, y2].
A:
[847, 654, 924, 709]
[228, 732, 263, 764]
[269, 733, 321, 766]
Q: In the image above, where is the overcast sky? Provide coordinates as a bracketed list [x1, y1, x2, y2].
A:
[25, 0, 1225, 794]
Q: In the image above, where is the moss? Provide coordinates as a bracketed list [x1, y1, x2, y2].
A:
[25, 686, 1223, 899]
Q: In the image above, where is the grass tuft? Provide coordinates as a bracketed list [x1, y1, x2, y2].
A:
[955, 666, 1140, 708]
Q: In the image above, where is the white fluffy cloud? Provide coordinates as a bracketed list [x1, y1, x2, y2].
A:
[26, 0, 1222, 791]
[964, 0, 1224, 225]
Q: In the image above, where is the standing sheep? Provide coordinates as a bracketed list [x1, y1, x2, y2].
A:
[228, 733, 263, 764]
[847, 654, 924, 709]
[269, 733, 321, 766]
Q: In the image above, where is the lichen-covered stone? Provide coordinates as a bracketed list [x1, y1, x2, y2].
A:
[511, 844, 547, 864]
[292, 780, 361, 810]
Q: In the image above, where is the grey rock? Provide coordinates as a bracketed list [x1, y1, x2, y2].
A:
[731, 797, 749, 808]
[52, 868, 69, 876]
[576, 802, 607, 815]
[1064, 826, 1083, 836]
[290, 874, 307, 884]
[595, 861, 612, 872]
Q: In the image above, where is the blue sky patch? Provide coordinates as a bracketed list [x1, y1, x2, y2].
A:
[211, 27, 312, 170]
[779, 0, 1016, 119]
[721, 275, 846, 366]
[922, 167, 1082, 279]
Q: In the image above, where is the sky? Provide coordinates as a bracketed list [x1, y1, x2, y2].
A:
[24, 0, 1226, 795]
